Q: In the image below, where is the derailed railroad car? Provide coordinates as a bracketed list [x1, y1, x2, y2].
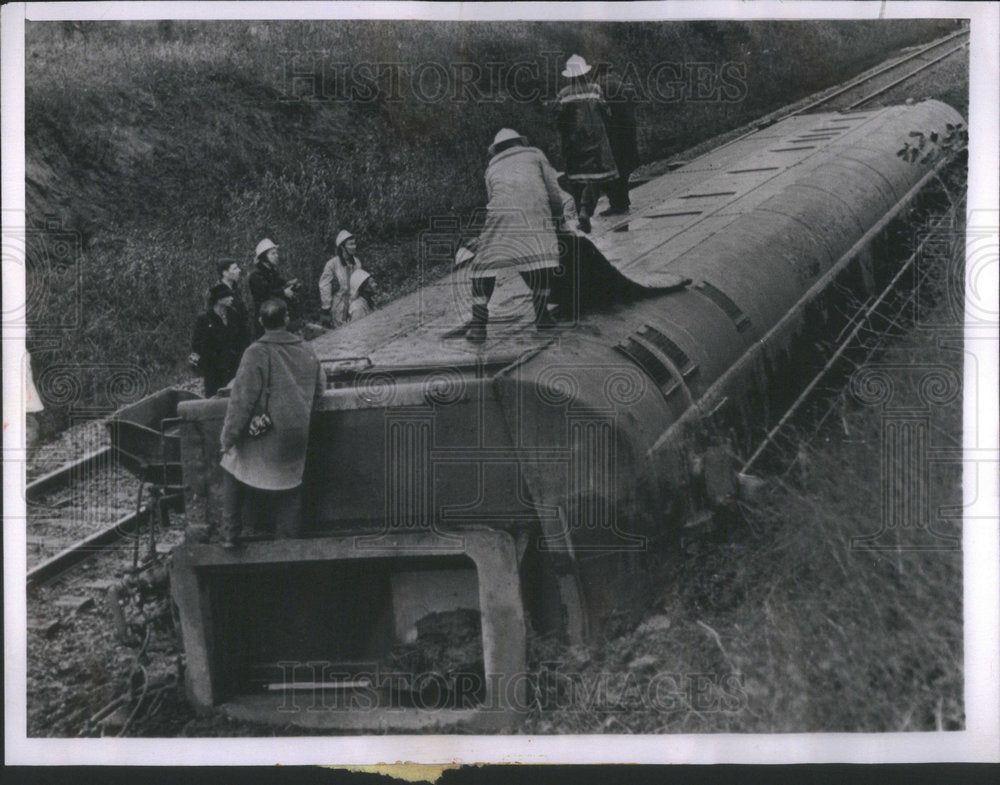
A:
[170, 100, 964, 730]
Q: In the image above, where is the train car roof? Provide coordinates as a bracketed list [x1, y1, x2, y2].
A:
[310, 102, 958, 374]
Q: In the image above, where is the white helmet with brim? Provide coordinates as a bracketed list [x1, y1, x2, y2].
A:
[255, 238, 278, 258]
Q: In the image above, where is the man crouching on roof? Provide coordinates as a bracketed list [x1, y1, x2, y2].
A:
[218, 298, 325, 549]
[461, 128, 576, 344]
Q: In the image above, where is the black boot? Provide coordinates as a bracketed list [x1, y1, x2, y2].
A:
[532, 292, 555, 329]
[467, 303, 488, 343]
[522, 269, 555, 330]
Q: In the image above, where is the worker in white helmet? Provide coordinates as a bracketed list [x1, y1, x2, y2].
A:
[555, 54, 618, 232]
[458, 128, 575, 343]
[248, 238, 301, 337]
[318, 230, 379, 326]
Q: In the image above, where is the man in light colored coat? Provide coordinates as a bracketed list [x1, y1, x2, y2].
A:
[318, 229, 379, 326]
[464, 128, 573, 343]
[218, 298, 325, 548]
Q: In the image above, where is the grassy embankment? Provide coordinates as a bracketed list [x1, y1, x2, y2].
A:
[25, 19, 956, 433]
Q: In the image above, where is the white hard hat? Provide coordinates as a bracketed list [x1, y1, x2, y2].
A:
[488, 128, 528, 156]
[255, 238, 278, 258]
[562, 54, 592, 78]
[336, 229, 355, 248]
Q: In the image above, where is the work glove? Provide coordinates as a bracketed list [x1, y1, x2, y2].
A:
[188, 352, 201, 370]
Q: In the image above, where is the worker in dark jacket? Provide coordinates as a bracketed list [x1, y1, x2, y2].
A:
[595, 63, 639, 215]
[216, 258, 251, 339]
[219, 298, 325, 548]
[555, 54, 618, 232]
[189, 284, 249, 397]
[248, 238, 301, 337]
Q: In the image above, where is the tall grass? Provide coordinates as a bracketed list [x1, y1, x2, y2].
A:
[25, 19, 956, 428]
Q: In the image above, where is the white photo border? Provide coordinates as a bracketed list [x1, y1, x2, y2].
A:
[3, 0, 997, 766]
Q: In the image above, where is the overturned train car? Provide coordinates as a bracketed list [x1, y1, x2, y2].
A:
[171, 100, 964, 730]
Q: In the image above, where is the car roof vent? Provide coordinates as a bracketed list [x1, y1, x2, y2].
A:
[636, 325, 697, 378]
[695, 281, 752, 333]
[614, 325, 698, 399]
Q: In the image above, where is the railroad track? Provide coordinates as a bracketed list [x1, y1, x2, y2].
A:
[24, 27, 968, 590]
[26, 446, 113, 502]
[647, 26, 969, 180]
[26, 448, 130, 571]
[25, 444, 182, 589]
[798, 27, 970, 113]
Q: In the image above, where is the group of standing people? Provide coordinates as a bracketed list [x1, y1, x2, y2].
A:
[186, 232, 379, 548]
[189, 231, 378, 398]
[462, 53, 639, 342]
[195, 52, 637, 546]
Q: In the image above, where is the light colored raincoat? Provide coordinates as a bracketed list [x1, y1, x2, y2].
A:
[472, 145, 567, 276]
[220, 329, 324, 490]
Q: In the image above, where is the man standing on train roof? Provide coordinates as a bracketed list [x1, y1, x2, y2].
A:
[555, 54, 619, 233]
[189, 283, 249, 398]
[216, 258, 251, 339]
[248, 238, 301, 338]
[218, 298, 325, 549]
[318, 229, 380, 327]
[461, 128, 572, 343]
[593, 62, 639, 216]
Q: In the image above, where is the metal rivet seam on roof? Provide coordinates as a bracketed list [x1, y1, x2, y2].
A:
[752, 206, 837, 268]
[832, 152, 904, 201]
[784, 181, 869, 236]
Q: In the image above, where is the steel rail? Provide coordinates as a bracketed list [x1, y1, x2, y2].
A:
[846, 41, 970, 110]
[26, 506, 150, 588]
[25, 446, 114, 501]
[647, 27, 969, 181]
[797, 28, 969, 114]
[26, 492, 183, 588]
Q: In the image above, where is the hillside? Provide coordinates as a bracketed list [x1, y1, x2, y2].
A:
[24, 19, 957, 430]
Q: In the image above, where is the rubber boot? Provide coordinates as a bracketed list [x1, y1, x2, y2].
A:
[532, 291, 556, 329]
[467, 304, 488, 343]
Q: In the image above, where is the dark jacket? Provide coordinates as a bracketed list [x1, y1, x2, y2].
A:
[598, 71, 639, 175]
[556, 80, 619, 182]
[225, 282, 252, 342]
[248, 260, 292, 335]
[220, 329, 324, 490]
[191, 307, 248, 397]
